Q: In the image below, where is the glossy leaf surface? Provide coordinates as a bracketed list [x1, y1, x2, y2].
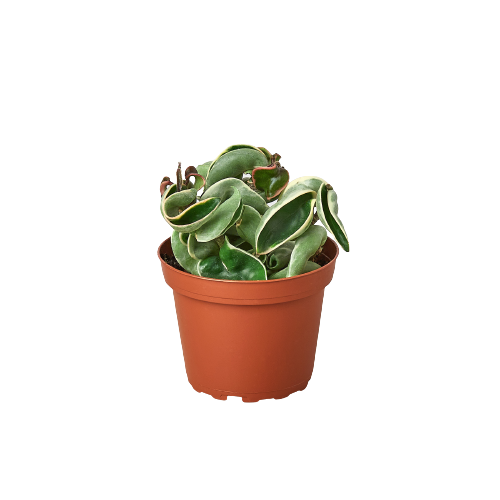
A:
[316, 183, 349, 252]
[163, 197, 221, 233]
[252, 164, 290, 200]
[198, 237, 267, 281]
[161, 188, 197, 217]
[255, 189, 316, 255]
[281, 175, 327, 200]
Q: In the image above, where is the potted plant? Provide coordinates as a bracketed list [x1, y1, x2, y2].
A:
[158, 145, 349, 402]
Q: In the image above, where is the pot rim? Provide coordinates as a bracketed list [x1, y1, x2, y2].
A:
[157, 234, 340, 284]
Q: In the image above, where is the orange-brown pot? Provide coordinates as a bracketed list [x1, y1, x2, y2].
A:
[158, 236, 340, 402]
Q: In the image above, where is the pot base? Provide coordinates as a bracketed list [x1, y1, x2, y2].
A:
[190, 380, 309, 403]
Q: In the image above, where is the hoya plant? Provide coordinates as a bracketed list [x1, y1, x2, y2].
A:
[160, 145, 349, 280]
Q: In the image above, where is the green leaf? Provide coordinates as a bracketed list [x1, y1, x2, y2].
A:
[236, 205, 261, 249]
[255, 188, 317, 255]
[267, 241, 295, 272]
[198, 237, 267, 281]
[316, 183, 349, 252]
[257, 147, 272, 163]
[179, 232, 189, 245]
[287, 225, 327, 277]
[197, 161, 212, 181]
[195, 187, 243, 242]
[252, 164, 290, 200]
[280, 175, 327, 200]
[163, 197, 221, 233]
[161, 188, 197, 217]
[201, 178, 268, 215]
[206, 148, 268, 189]
[187, 233, 220, 260]
[171, 231, 200, 275]
[269, 261, 321, 280]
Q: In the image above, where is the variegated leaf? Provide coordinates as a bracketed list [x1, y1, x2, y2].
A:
[287, 225, 327, 277]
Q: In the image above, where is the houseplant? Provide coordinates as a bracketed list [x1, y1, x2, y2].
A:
[158, 144, 349, 402]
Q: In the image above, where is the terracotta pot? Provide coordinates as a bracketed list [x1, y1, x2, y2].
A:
[158, 236, 340, 402]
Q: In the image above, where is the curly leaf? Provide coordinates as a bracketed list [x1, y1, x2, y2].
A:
[198, 237, 267, 281]
[195, 187, 243, 242]
[205, 148, 268, 189]
[171, 231, 200, 275]
[179, 232, 189, 245]
[163, 197, 221, 233]
[316, 183, 349, 252]
[287, 225, 327, 277]
[280, 175, 327, 200]
[187, 233, 220, 260]
[162, 188, 197, 217]
[201, 178, 268, 215]
[257, 147, 272, 163]
[269, 261, 321, 280]
[267, 241, 295, 272]
[255, 188, 317, 255]
[236, 205, 261, 249]
[197, 161, 212, 181]
[252, 161, 290, 200]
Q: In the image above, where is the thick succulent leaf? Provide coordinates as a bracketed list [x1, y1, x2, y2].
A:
[236, 205, 261, 249]
[187, 233, 220, 260]
[255, 189, 317, 255]
[205, 148, 268, 189]
[219, 236, 267, 280]
[269, 261, 321, 280]
[198, 237, 267, 281]
[179, 232, 189, 245]
[316, 183, 349, 252]
[171, 231, 200, 276]
[252, 164, 290, 200]
[164, 197, 221, 233]
[287, 225, 327, 277]
[197, 255, 234, 280]
[267, 241, 295, 272]
[161, 188, 197, 217]
[208, 145, 261, 168]
[225, 224, 240, 236]
[187, 173, 206, 192]
[196, 161, 212, 181]
[257, 147, 272, 163]
[195, 187, 242, 242]
[281, 175, 327, 199]
[201, 178, 268, 215]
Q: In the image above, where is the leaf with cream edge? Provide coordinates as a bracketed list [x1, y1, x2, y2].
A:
[236, 205, 261, 249]
[195, 187, 243, 242]
[187, 233, 219, 260]
[287, 225, 327, 277]
[162, 197, 221, 233]
[205, 144, 263, 180]
[201, 178, 268, 215]
[196, 161, 212, 182]
[198, 237, 267, 281]
[255, 188, 317, 255]
[316, 183, 349, 252]
[269, 261, 321, 280]
[171, 231, 200, 276]
[205, 148, 268, 189]
[161, 188, 197, 217]
[280, 175, 327, 200]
